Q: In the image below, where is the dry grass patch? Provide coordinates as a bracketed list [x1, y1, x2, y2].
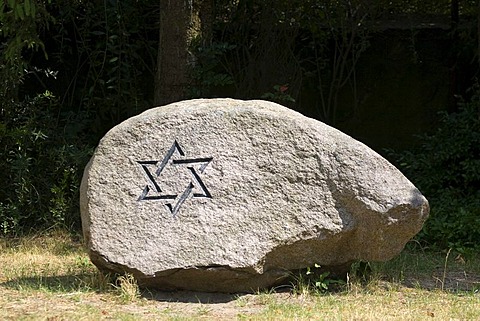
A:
[256, 288, 479, 320]
[0, 232, 479, 320]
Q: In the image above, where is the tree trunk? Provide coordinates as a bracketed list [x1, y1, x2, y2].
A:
[451, 0, 459, 30]
[199, 0, 214, 46]
[478, 0, 480, 69]
[478, 0, 480, 119]
[154, 0, 201, 106]
[448, 0, 460, 113]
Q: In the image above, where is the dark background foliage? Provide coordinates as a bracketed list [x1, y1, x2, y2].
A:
[389, 93, 480, 250]
[0, 0, 479, 250]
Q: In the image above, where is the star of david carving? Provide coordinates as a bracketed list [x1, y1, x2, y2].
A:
[137, 140, 213, 217]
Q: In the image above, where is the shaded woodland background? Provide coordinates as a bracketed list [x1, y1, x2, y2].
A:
[0, 0, 479, 251]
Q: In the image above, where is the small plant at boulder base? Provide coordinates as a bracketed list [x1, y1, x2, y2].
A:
[113, 273, 140, 302]
[293, 264, 346, 294]
[308, 264, 346, 292]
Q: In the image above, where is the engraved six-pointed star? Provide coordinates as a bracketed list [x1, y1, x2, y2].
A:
[137, 140, 213, 217]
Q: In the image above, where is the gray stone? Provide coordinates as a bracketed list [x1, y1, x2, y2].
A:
[80, 98, 429, 293]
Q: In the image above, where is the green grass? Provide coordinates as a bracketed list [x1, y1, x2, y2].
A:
[0, 232, 479, 320]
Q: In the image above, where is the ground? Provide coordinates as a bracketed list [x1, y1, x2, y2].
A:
[0, 231, 479, 320]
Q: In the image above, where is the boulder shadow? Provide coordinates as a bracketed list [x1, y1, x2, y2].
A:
[141, 289, 245, 304]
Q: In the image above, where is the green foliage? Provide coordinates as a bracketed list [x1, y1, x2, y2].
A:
[1, 0, 479, 238]
[293, 264, 346, 294]
[0, 92, 93, 235]
[0, 0, 157, 236]
[0, 0, 53, 102]
[52, 0, 158, 133]
[0, 0, 52, 63]
[188, 42, 235, 98]
[391, 90, 480, 249]
[261, 84, 296, 104]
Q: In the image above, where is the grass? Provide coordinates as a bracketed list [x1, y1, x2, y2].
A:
[0, 231, 479, 320]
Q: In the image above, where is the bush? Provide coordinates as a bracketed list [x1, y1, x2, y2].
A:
[0, 0, 156, 236]
[391, 91, 480, 249]
[0, 91, 93, 236]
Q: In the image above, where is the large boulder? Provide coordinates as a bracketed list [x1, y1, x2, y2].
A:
[80, 99, 429, 293]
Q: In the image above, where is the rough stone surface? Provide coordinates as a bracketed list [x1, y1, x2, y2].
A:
[80, 98, 429, 293]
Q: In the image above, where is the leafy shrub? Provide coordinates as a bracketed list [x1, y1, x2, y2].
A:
[0, 91, 93, 235]
[391, 91, 480, 249]
[49, 0, 158, 135]
[0, 0, 157, 236]
[188, 42, 236, 98]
